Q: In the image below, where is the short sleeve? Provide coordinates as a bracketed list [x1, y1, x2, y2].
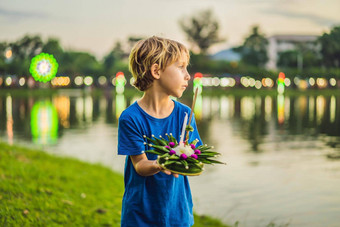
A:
[118, 116, 146, 156]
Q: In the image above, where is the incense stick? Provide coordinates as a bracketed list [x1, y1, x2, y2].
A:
[185, 87, 199, 143]
[179, 112, 188, 145]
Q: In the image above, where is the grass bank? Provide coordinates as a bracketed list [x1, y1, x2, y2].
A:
[0, 142, 229, 227]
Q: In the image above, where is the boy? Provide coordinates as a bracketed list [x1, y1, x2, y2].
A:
[118, 36, 202, 227]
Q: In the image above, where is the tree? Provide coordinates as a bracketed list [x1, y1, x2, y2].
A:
[10, 35, 43, 60]
[103, 41, 127, 76]
[58, 51, 102, 77]
[42, 38, 64, 61]
[277, 46, 321, 70]
[6, 35, 43, 75]
[277, 50, 298, 68]
[235, 26, 268, 67]
[319, 25, 340, 67]
[295, 42, 321, 70]
[179, 9, 224, 54]
[0, 42, 8, 73]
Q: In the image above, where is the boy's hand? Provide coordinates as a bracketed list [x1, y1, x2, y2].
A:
[154, 160, 179, 178]
[162, 169, 179, 178]
[130, 154, 179, 177]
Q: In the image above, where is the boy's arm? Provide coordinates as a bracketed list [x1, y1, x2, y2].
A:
[130, 154, 179, 178]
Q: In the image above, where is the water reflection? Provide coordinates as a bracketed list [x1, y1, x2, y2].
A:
[53, 96, 70, 128]
[194, 93, 203, 121]
[1, 91, 340, 226]
[31, 101, 58, 145]
[115, 94, 126, 119]
[1, 92, 340, 147]
[6, 96, 13, 144]
[277, 95, 284, 124]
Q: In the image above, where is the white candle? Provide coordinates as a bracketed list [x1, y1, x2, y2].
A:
[179, 112, 188, 145]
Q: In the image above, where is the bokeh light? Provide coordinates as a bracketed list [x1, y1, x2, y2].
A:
[212, 77, 220, 86]
[255, 80, 262, 89]
[265, 78, 274, 87]
[74, 76, 84, 86]
[5, 77, 12, 86]
[51, 77, 71, 87]
[316, 78, 327, 88]
[277, 72, 285, 94]
[329, 78, 336, 87]
[29, 53, 59, 83]
[98, 76, 107, 86]
[5, 48, 12, 59]
[240, 77, 250, 87]
[84, 76, 93, 86]
[19, 77, 25, 86]
[299, 80, 308, 90]
[284, 78, 291, 87]
[115, 72, 126, 94]
[249, 78, 256, 87]
[193, 73, 203, 94]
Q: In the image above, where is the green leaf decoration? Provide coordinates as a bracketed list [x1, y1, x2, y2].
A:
[144, 134, 226, 176]
[185, 125, 194, 132]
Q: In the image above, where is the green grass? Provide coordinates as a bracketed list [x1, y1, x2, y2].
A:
[0, 142, 230, 227]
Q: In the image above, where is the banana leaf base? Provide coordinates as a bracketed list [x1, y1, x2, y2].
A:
[157, 158, 204, 176]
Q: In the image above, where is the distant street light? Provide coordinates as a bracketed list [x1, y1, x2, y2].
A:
[4, 48, 13, 63]
[277, 72, 285, 94]
[5, 48, 12, 59]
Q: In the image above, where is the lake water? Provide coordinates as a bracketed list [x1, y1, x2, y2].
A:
[1, 89, 340, 227]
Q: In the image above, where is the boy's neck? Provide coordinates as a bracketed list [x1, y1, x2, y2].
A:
[137, 91, 174, 119]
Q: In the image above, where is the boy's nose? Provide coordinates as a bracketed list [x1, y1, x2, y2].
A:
[185, 70, 190, 80]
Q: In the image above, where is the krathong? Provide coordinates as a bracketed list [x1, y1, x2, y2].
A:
[145, 88, 226, 176]
[144, 133, 225, 176]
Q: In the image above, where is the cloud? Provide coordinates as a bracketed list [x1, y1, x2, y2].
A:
[262, 8, 339, 27]
[0, 7, 48, 22]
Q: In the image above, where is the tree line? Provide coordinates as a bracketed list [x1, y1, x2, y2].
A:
[0, 9, 339, 80]
[180, 9, 340, 78]
[0, 36, 136, 79]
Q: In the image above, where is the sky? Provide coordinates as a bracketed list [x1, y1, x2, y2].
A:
[1, 0, 339, 59]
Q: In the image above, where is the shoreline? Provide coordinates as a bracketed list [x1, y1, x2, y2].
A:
[0, 142, 230, 227]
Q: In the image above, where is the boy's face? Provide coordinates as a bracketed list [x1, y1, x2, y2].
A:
[158, 55, 190, 98]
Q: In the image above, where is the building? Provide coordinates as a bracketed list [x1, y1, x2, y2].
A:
[266, 35, 319, 70]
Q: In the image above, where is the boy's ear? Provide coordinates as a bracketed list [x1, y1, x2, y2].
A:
[150, 63, 161, 79]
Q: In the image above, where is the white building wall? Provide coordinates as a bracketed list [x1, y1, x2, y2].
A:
[265, 35, 318, 70]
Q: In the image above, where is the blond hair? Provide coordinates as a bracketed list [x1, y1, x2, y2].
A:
[129, 36, 190, 91]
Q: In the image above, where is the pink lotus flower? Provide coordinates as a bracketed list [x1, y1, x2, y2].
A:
[169, 142, 175, 148]
[194, 149, 201, 154]
[180, 154, 188, 160]
[190, 144, 196, 149]
[165, 146, 170, 150]
[169, 150, 176, 155]
[191, 154, 198, 159]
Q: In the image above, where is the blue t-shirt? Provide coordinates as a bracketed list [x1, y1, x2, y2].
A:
[118, 100, 202, 227]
